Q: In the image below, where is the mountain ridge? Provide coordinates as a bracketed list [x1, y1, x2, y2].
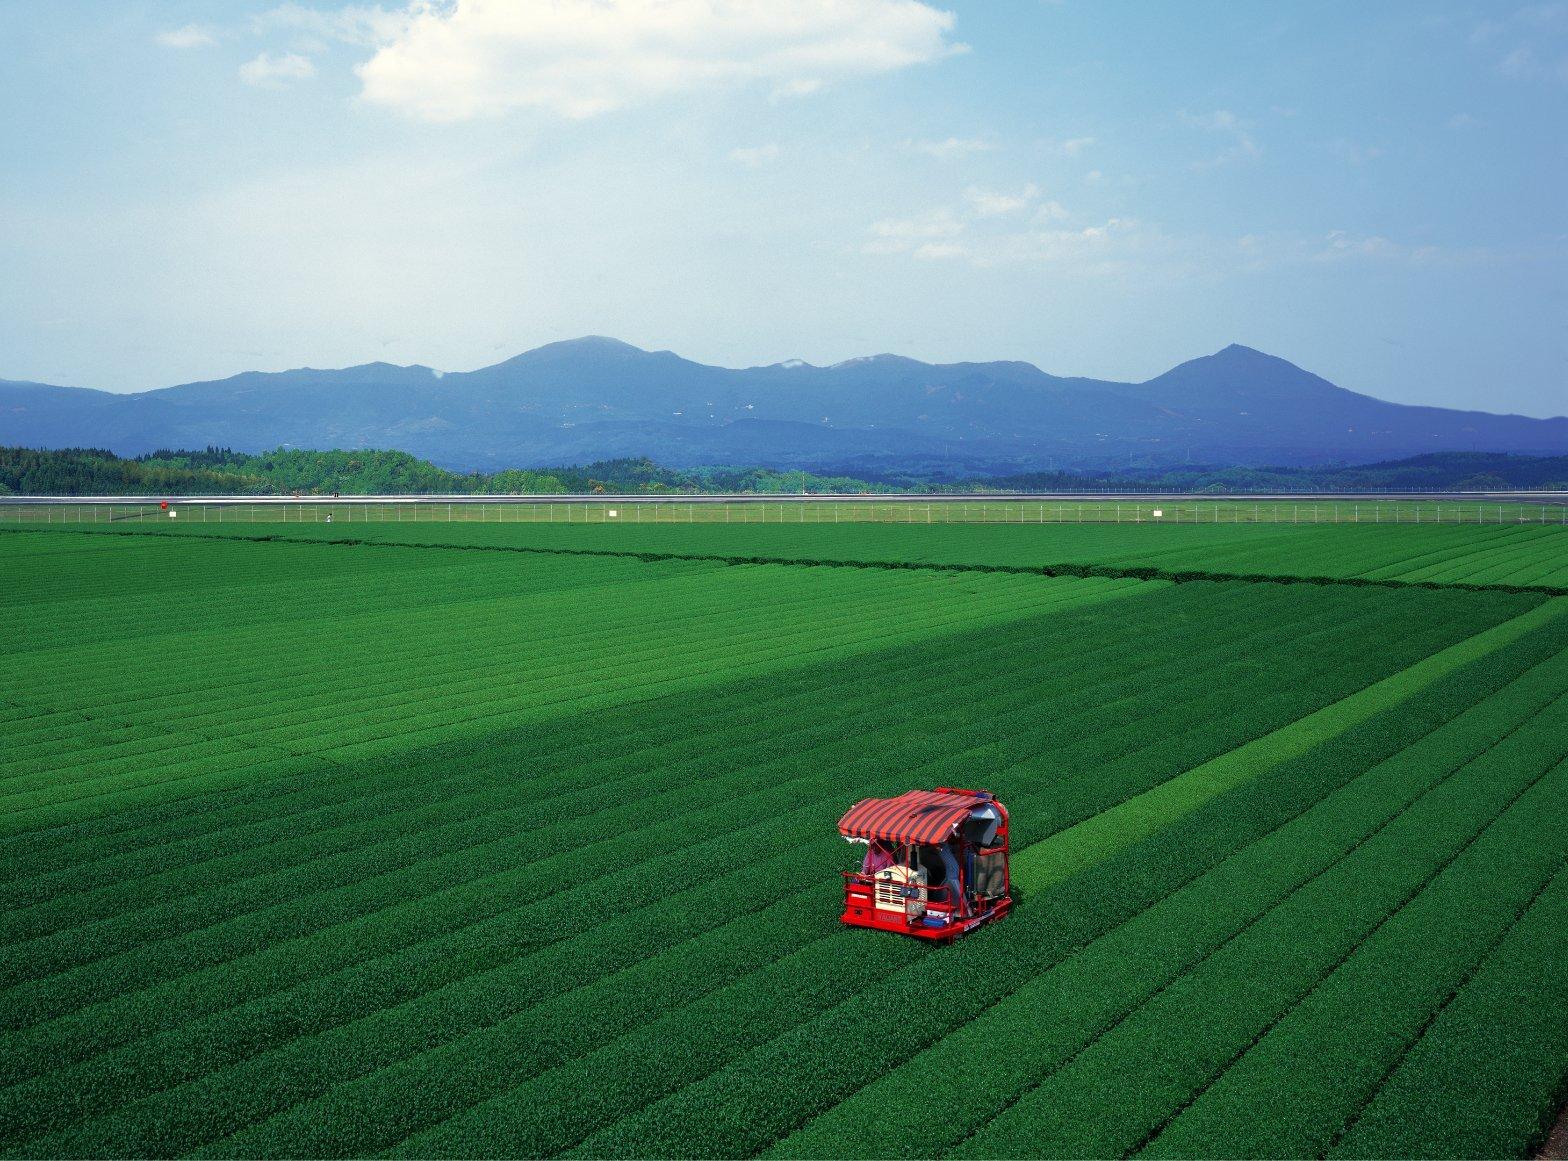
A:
[2, 339, 1563, 473]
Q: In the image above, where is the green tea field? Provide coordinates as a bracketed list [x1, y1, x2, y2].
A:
[3, 521, 1567, 1157]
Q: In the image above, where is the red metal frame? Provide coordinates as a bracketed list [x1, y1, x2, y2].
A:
[838, 786, 1011, 942]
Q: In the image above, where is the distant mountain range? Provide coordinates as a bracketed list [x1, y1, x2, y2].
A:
[2, 337, 1563, 473]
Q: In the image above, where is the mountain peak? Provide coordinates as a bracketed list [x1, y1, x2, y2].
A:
[563, 335, 645, 350]
[828, 353, 919, 370]
[1209, 343, 1279, 363]
[1135, 344, 1364, 409]
[506, 335, 652, 359]
[1148, 343, 1315, 381]
[480, 335, 665, 372]
[538, 336, 649, 356]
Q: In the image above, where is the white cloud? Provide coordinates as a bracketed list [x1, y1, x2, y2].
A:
[1181, 109, 1243, 133]
[1180, 108, 1260, 167]
[240, 52, 318, 86]
[1470, 18, 1505, 44]
[1233, 230, 1471, 268]
[1317, 230, 1412, 261]
[257, 3, 405, 46]
[1496, 43, 1568, 80]
[1469, 5, 1568, 82]
[965, 183, 1039, 217]
[156, 24, 218, 49]
[774, 78, 828, 102]
[863, 207, 966, 253]
[973, 217, 1163, 272]
[865, 191, 1112, 266]
[967, 218, 1490, 278]
[1328, 139, 1386, 164]
[331, 0, 962, 121]
[1304, 229, 1448, 263]
[729, 143, 780, 167]
[1517, 2, 1568, 29]
[1057, 135, 1095, 156]
[1500, 45, 1539, 75]
[1447, 112, 1485, 129]
[908, 136, 994, 159]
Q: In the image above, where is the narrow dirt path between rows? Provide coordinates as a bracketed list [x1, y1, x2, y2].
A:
[1539, 1101, 1568, 1160]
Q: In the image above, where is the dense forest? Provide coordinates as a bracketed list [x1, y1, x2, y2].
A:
[1, 445, 1563, 497]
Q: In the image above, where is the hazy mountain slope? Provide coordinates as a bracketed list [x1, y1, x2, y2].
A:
[1103, 344, 1558, 459]
[2, 338, 1563, 471]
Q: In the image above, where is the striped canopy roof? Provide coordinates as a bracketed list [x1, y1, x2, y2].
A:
[837, 789, 987, 846]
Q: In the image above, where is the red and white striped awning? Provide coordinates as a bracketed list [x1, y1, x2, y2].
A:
[837, 789, 987, 846]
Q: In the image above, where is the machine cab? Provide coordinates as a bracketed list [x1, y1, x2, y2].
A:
[837, 786, 1012, 941]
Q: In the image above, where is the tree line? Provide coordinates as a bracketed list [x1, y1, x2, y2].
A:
[1, 445, 1562, 497]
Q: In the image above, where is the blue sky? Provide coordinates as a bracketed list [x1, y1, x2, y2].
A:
[1, 0, 1564, 416]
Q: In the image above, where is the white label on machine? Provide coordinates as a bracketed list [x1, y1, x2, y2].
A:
[873, 866, 926, 918]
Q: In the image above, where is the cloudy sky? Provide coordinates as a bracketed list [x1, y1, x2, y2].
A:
[1, 0, 1564, 415]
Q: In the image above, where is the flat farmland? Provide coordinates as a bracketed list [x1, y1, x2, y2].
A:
[3, 522, 1567, 1158]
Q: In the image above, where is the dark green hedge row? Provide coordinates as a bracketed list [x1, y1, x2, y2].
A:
[7, 523, 1566, 594]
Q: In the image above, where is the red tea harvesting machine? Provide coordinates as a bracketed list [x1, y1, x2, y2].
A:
[837, 786, 1012, 941]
